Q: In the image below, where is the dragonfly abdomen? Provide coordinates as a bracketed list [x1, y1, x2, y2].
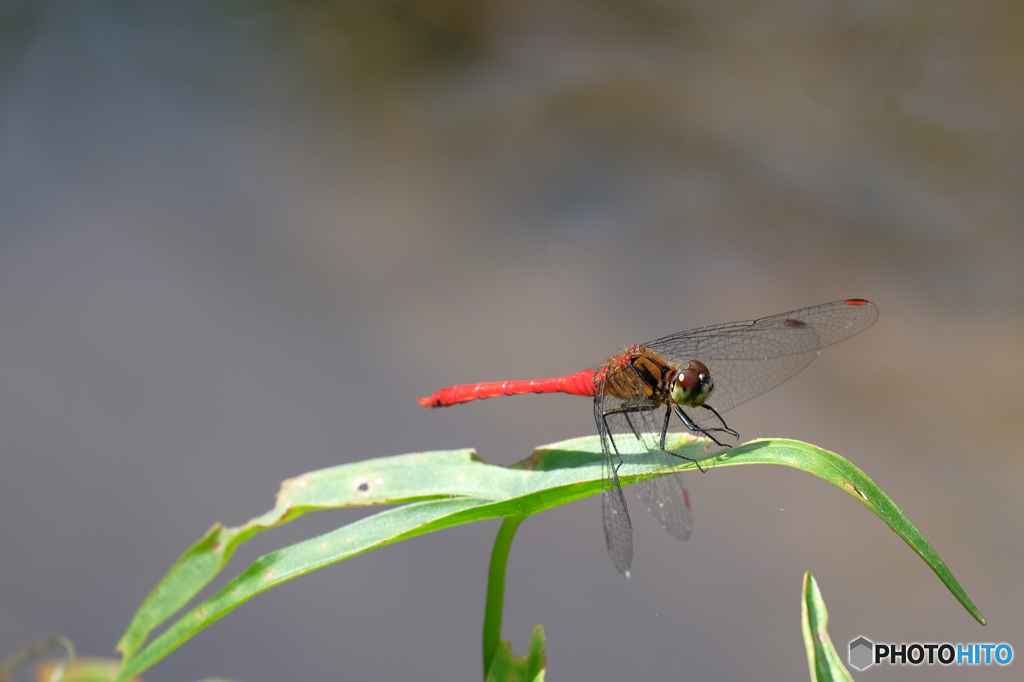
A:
[418, 369, 597, 407]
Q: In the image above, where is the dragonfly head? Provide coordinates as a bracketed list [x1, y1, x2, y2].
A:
[671, 360, 714, 407]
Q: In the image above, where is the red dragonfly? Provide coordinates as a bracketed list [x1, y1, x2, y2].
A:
[419, 299, 878, 576]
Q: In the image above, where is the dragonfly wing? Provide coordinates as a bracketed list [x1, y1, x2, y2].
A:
[601, 453, 633, 576]
[689, 350, 821, 417]
[594, 363, 694, 574]
[646, 299, 878, 414]
[634, 473, 693, 542]
[594, 383, 635, 575]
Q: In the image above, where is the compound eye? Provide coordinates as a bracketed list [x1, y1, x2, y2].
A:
[677, 368, 701, 391]
[687, 360, 710, 375]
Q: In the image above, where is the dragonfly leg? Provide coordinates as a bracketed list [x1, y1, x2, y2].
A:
[599, 410, 627, 476]
[673, 404, 734, 455]
[700, 403, 739, 440]
[603, 404, 701, 471]
[656, 405, 704, 472]
[624, 411, 643, 443]
[658, 404, 672, 450]
[602, 405, 647, 443]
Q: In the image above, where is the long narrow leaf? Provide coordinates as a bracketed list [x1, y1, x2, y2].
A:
[116, 436, 984, 681]
[116, 434, 701, 676]
[801, 572, 855, 682]
[709, 439, 985, 626]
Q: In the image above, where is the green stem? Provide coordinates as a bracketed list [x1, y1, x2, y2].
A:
[483, 516, 523, 677]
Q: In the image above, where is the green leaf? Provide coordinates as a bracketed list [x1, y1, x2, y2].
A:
[709, 439, 985, 627]
[484, 625, 546, 682]
[115, 435, 984, 681]
[801, 572, 854, 682]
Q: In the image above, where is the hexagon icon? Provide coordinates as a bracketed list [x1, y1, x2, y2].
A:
[849, 636, 874, 670]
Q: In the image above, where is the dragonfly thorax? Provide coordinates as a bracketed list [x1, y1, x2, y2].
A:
[600, 347, 715, 410]
[670, 359, 714, 408]
[601, 346, 674, 404]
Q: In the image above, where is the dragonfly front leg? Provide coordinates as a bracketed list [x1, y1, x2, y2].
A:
[672, 404, 735, 453]
[700, 403, 739, 440]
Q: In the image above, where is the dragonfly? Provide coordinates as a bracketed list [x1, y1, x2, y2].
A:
[419, 298, 879, 576]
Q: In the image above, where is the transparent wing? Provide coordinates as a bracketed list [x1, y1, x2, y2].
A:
[595, 363, 694, 575]
[634, 473, 692, 542]
[645, 299, 878, 415]
[595, 383, 634, 576]
[600, 451, 633, 576]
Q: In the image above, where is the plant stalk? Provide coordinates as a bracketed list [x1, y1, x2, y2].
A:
[483, 516, 523, 676]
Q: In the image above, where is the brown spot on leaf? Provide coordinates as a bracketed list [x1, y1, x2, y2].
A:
[841, 480, 867, 501]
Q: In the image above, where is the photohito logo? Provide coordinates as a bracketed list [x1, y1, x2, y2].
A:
[848, 637, 1013, 671]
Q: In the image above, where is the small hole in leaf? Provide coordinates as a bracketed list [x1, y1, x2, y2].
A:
[354, 476, 373, 495]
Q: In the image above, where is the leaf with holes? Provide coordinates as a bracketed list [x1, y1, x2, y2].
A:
[114, 435, 984, 681]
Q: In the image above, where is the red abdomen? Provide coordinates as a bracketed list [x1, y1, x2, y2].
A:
[418, 369, 597, 407]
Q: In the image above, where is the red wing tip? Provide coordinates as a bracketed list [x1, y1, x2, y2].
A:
[844, 298, 870, 306]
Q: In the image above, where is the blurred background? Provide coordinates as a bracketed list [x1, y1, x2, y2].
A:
[0, 1, 1021, 680]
